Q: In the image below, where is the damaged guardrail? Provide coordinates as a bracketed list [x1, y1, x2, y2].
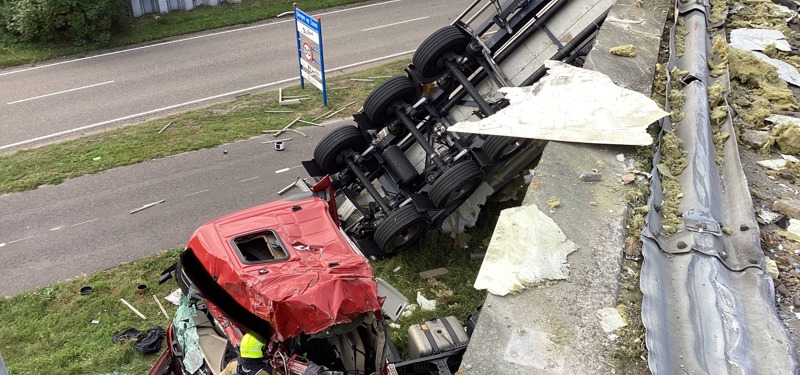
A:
[640, 1, 798, 373]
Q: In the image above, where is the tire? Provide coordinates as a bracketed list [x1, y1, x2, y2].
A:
[364, 76, 420, 128]
[314, 126, 368, 174]
[374, 205, 429, 253]
[413, 25, 470, 82]
[483, 136, 530, 164]
[429, 160, 484, 208]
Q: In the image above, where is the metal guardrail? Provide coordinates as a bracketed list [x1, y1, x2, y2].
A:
[640, 1, 798, 373]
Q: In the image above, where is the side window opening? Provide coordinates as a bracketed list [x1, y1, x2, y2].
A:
[233, 231, 289, 263]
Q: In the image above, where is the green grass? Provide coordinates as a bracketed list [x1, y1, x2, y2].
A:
[0, 59, 409, 195]
[0, 249, 182, 375]
[0, 0, 373, 67]
[0, 195, 521, 374]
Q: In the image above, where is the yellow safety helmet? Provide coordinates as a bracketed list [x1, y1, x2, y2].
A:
[239, 333, 266, 359]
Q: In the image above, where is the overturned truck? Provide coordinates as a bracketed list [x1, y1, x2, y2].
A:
[149, 0, 612, 374]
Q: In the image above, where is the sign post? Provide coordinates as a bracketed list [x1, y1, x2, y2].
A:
[294, 4, 328, 106]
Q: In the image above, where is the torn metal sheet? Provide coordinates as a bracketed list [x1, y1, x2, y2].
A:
[474, 204, 577, 296]
[729, 28, 791, 52]
[751, 51, 800, 86]
[449, 61, 664, 146]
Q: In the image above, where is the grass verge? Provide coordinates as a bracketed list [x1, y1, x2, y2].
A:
[0, 195, 521, 374]
[0, 59, 409, 195]
[0, 0, 372, 67]
[0, 249, 182, 375]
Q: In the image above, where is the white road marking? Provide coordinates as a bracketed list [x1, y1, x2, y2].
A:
[129, 199, 166, 214]
[0, 0, 405, 77]
[7, 235, 34, 244]
[49, 227, 61, 231]
[184, 189, 209, 197]
[6, 81, 114, 105]
[275, 165, 303, 174]
[0, 49, 416, 151]
[238, 176, 260, 183]
[71, 218, 99, 227]
[362, 16, 429, 32]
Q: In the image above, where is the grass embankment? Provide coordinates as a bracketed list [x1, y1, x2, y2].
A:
[0, 0, 371, 67]
[0, 197, 517, 374]
[0, 59, 409, 195]
[0, 249, 182, 374]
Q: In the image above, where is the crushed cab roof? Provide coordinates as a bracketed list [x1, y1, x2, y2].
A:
[187, 196, 381, 341]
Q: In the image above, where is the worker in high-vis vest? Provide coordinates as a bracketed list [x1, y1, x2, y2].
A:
[220, 333, 273, 375]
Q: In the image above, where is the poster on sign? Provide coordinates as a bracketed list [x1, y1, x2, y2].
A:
[294, 5, 327, 106]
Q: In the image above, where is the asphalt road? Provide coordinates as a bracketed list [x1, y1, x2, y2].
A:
[0, 0, 471, 152]
[0, 124, 340, 296]
[0, 0, 475, 295]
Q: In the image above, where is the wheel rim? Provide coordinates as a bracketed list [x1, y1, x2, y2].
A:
[499, 139, 524, 160]
[386, 220, 427, 252]
[442, 174, 482, 207]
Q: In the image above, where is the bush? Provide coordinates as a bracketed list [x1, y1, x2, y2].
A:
[3, 0, 130, 44]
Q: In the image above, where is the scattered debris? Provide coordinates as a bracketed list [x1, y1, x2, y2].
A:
[730, 28, 791, 52]
[401, 304, 418, 317]
[278, 88, 304, 106]
[165, 288, 181, 306]
[757, 208, 783, 224]
[129, 200, 166, 214]
[312, 110, 334, 121]
[80, 286, 93, 295]
[773, 198, 800, 219]
[91, 319, 100, 324]
[120, 298, 147, 320]
[580, 172, 602, 182]
[153, 294, 170, 320]
[624, 236, 641, 259]
[750, 51, 800, 86]
[609, 44, 637, 57]
[416, 292, 437, 311]
[419, 268, 449, 279]
[771, 122, 800, 153]
[324, 101, 357, 119]
[547, 197, 561, 213]
[393, 266, 402, 272]
[448, 61, 664, 146]
[470, 252, 486, 260]
[596, 307, 628, 333]
[741, 130, 771, 149]
[757, 159, 789, 170]
[261, 138, 292, 144]
[620, 173, 636, 184]
[263, 117, 307, 138]
[298, 119, 323, 127]
[157, 121, 173, 134]
[765, 257, 780, 280]
[473, 204, 577, 296]
[92, 156, 102, 161]
[616, 154, 626, 162]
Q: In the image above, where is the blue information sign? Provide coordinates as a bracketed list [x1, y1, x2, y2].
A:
[294, 6, 327, 106]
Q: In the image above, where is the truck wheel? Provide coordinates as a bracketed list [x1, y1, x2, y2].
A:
[364, 77, 420, 128]
[314, 126, 368, 174]
[429, 160, 484, 208]
[375, 205, 429, 253]
[413, 25, 470, 82]
[483, 136, 529, 164]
